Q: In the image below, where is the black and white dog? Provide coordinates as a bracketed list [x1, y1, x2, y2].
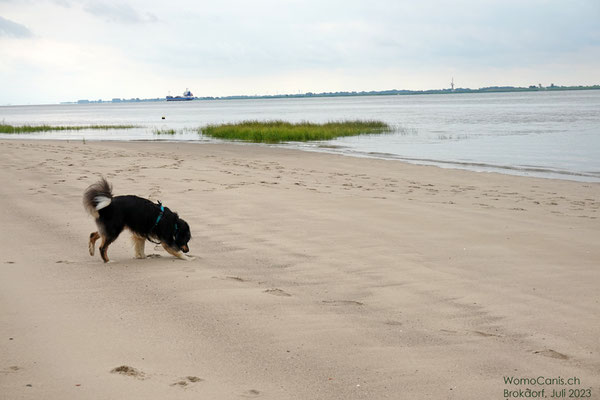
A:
[84, 178, 192, 262]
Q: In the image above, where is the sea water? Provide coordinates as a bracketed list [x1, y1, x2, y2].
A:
[1, 90, 599, 182]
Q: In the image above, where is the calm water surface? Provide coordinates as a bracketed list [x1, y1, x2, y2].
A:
[1, 90, 599, 182]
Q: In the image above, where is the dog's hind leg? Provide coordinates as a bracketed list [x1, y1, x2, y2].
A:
[99, 235, 116, 263]
[132, 234, 146, 259]
[161, 243, 188, 260]
[89, 231, 100, 256]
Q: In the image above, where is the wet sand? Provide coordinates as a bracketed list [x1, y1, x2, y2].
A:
[0, 139, 598, 399]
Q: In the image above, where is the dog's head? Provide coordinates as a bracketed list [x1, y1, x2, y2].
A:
[174, 217, 191, 253]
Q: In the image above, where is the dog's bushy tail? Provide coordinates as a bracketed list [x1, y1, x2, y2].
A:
[83, 178, 113, 218]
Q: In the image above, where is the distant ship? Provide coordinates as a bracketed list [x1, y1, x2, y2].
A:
[166, 88, 194, 101]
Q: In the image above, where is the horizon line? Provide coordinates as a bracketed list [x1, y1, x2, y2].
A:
[2, 84, 600, 107]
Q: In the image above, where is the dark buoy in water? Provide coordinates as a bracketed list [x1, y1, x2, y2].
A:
[161, 116, 166, 120]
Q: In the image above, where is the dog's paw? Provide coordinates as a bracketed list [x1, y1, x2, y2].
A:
[185, 255, 195, 261]
[89, 243, 95, 256]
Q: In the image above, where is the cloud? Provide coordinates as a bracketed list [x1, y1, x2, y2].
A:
[82, 1, 158, 23]
[0, 0, 599, 104]
[0, 16, 32, 38]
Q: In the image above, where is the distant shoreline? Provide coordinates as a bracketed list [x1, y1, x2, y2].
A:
[59, 85, 600, 106]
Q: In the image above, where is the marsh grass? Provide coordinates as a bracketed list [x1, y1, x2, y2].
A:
[152, 128, 177, 135]
[0, 124, 138, 134]
[152, 127, 200, 135]
[199, 120, 392, 143]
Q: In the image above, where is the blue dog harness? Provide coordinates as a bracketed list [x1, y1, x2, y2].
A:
[150, 201, 179, 243]
[153, 201, 165, 228]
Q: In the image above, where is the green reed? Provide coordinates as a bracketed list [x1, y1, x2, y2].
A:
[198, 120, 392, 143]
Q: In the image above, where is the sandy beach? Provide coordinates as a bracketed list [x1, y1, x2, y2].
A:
[0, 139, 598, 399]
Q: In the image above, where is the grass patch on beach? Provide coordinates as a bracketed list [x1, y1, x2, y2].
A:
[199, 120, 392, 143]
[152, 128, 177, 135]
[0, 124, 138, 134]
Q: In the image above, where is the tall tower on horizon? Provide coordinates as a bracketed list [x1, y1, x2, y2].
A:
[451, 77, 455, 91]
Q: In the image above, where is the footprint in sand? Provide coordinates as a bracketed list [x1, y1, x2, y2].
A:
[322, 300, 364, 306]
[226, 276, 247, 282]
[110, 365, 146, 379]
[264, 288, 291, 297]
[385, 320, 403, 326]
[241, 389, 261, 398]
[470, 330, 502, 338]
[533, 349, 569, 360]
[1, 366, 22, 374]
[170, 376, 204, 388]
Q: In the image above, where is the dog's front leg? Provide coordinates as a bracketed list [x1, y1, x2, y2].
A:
[132, 235, 146, 259]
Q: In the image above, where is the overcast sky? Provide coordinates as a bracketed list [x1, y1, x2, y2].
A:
[1, 0, 599, 105]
